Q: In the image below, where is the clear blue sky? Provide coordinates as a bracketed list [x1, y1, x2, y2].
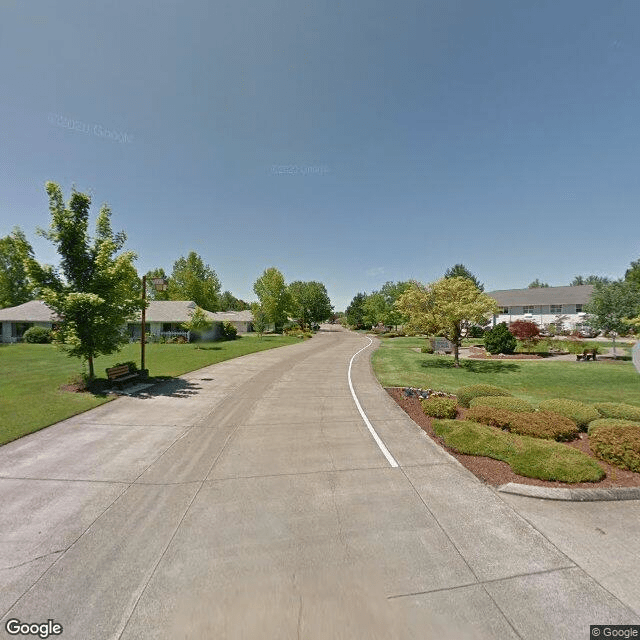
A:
[1, 0, 639, 311]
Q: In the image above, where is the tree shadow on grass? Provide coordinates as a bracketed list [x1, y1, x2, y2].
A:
[420, 357, 521, 374]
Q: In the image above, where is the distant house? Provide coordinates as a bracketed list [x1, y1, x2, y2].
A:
[0, 300, 60, 343]
[210, 310, 254, 333]
[0, 300, 228, 343]
[487, 285, 595, 331]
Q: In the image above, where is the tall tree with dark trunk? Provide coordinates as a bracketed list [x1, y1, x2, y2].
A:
[0, 227, 36, 308]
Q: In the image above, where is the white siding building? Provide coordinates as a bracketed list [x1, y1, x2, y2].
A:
[487, 285, 595, 332]
[0, 300, 60, 343]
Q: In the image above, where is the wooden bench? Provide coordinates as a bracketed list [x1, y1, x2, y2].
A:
[106, 364, 139, 387]
[576, 349, 597, 361]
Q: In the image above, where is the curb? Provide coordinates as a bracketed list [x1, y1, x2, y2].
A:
[498, 482, 640, 502]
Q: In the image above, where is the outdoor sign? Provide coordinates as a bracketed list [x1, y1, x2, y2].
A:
[431, 337, 454, 353]
[633, 341, 640, 375]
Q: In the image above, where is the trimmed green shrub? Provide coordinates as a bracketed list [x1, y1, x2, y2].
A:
[466, 406, 516, 430]
[466, 407, 579, 441]
[590, 423, 640, 472]
[22, 326, 53, 343]
[588, 418, 640, 436]
[421, 397, 458, 419]
[433, 419, 605, 482]
[456, 384, 512, 408]
[592, 402, 640, 422]
[538, 399, 600, 430]
[508, 411, 579, 442]
[484, 323, 517, 355]
[469, 396, 534, 413]
[420, 344, 435, 354]
[222, 322, 238, 340]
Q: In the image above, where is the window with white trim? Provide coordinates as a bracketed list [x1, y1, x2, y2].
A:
[575, 304, 583, 313]
[550, 304, 562, 314]
[523, 306, 535, 314]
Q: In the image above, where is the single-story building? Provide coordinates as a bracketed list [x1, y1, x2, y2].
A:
[210, 310, 254, 333]
[0, 300, 60, 343]
[486, 285, 595, 332]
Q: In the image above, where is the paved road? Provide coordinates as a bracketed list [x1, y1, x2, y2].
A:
[1, 326, 639, 639]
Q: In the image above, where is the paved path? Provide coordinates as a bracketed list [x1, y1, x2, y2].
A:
[1, 327, 639, 639]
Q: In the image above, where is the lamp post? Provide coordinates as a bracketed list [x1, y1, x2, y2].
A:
[141, 276, 168, 377]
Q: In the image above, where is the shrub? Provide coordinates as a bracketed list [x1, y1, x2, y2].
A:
[508, 320, 541, 350]
[592, 402, 640, 422]
[433, 419, 605, 482]
[509, 411, 579, 441]
[222, 322, 238, 340]
[421, 397, 458, 419]
[590, 423, 640, 472]
[22, 326, 53, 343]
[421, 344, 435, 354]
[456, 384, 512, 408]
[588, 418, 640, 436]
[467, 325, 486, 338]
[538, 399, 600, 430]
[484, 323, 517, 354]
[466, 406, 517, 430]
[469, 396, 534, 413]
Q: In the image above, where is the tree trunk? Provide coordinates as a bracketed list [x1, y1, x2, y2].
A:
[87, 355, 95, 380]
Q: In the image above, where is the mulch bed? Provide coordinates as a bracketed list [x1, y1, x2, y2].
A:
[386, 387, 640, 489]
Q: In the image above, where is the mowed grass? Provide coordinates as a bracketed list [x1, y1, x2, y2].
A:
[372, 337, 640, 406]
[0, 335, 299, 446]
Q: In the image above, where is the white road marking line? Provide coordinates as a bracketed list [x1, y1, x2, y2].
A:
[348, 337, 399, 468]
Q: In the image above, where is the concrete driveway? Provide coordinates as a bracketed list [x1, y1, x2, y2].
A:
[1, 326, 639, 639]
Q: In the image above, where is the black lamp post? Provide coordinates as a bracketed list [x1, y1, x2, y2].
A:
[141, 276, 168, 377]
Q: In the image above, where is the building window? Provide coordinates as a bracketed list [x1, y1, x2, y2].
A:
[523, 306, 535, 314]
[550, 304, 562, 314]
[575, 304, 583, 313]
[500, 307, 509, 314]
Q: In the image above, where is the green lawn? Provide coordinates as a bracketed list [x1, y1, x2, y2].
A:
[372, 337, 640, 407]
[0, 335, 299, 446]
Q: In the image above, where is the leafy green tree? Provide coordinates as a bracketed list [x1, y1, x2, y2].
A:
[444, 264, 484, 291]
[528, 279, 550, 288]
[144, 268, 170, 300]
[23, 182, 141, 379]
[220, 290, 250, 311]
[570, 275, 611, 286]
[288, 280, 333, 329]
[253, 267, 292, 332]
[181, 306, 213, 341]
[625, 259, 640, 287]
[168, 252, 221, 310]
[380, 281, 411, 328]
[396, 277, 498, 366]
[251, 302, 268, 337]
[485, 322, 517, 355]
[584, 280, 640, 354]
[362, 292, 386, 328]
[345, 292, 367, 329]
[0, 227, 36, 308]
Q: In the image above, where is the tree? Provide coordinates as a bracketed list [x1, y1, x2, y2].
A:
[508, 319, 540, 351]
[168, 252, 221, 310]
[379, 281, 411, 328]
[0, 227, 36, 308]
[253, 267, 292, 332]
[528, 279, 550, 288]
[625, 259, 640, 287]
[396, 277, 498, 365]
[485, 323, 517, 355]
[220, 290, 250, 311]
[251, 302, 268, 337]
[570, 275, 611, 286]
[444, 264, 484, 291]
[584, 280, 640, 355]
[345, 292, 367, 329]
[288, 280, 333, 329]
[181, 306, 212, 343]
[23, 182, 141, 379]
[362, 292, 386, 328]
[144, 268, 170, 300]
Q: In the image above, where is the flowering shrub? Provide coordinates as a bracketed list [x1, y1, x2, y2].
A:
[590, 423, 640, 472]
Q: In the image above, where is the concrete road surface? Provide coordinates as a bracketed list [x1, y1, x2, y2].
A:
[1, 326, 639, 639]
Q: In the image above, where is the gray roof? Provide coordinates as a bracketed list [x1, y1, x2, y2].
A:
[0, 300, 60, 322]
[210, 310, 253, 322]
[487, 285, 594, 307]
[139, 301, 219, 322]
